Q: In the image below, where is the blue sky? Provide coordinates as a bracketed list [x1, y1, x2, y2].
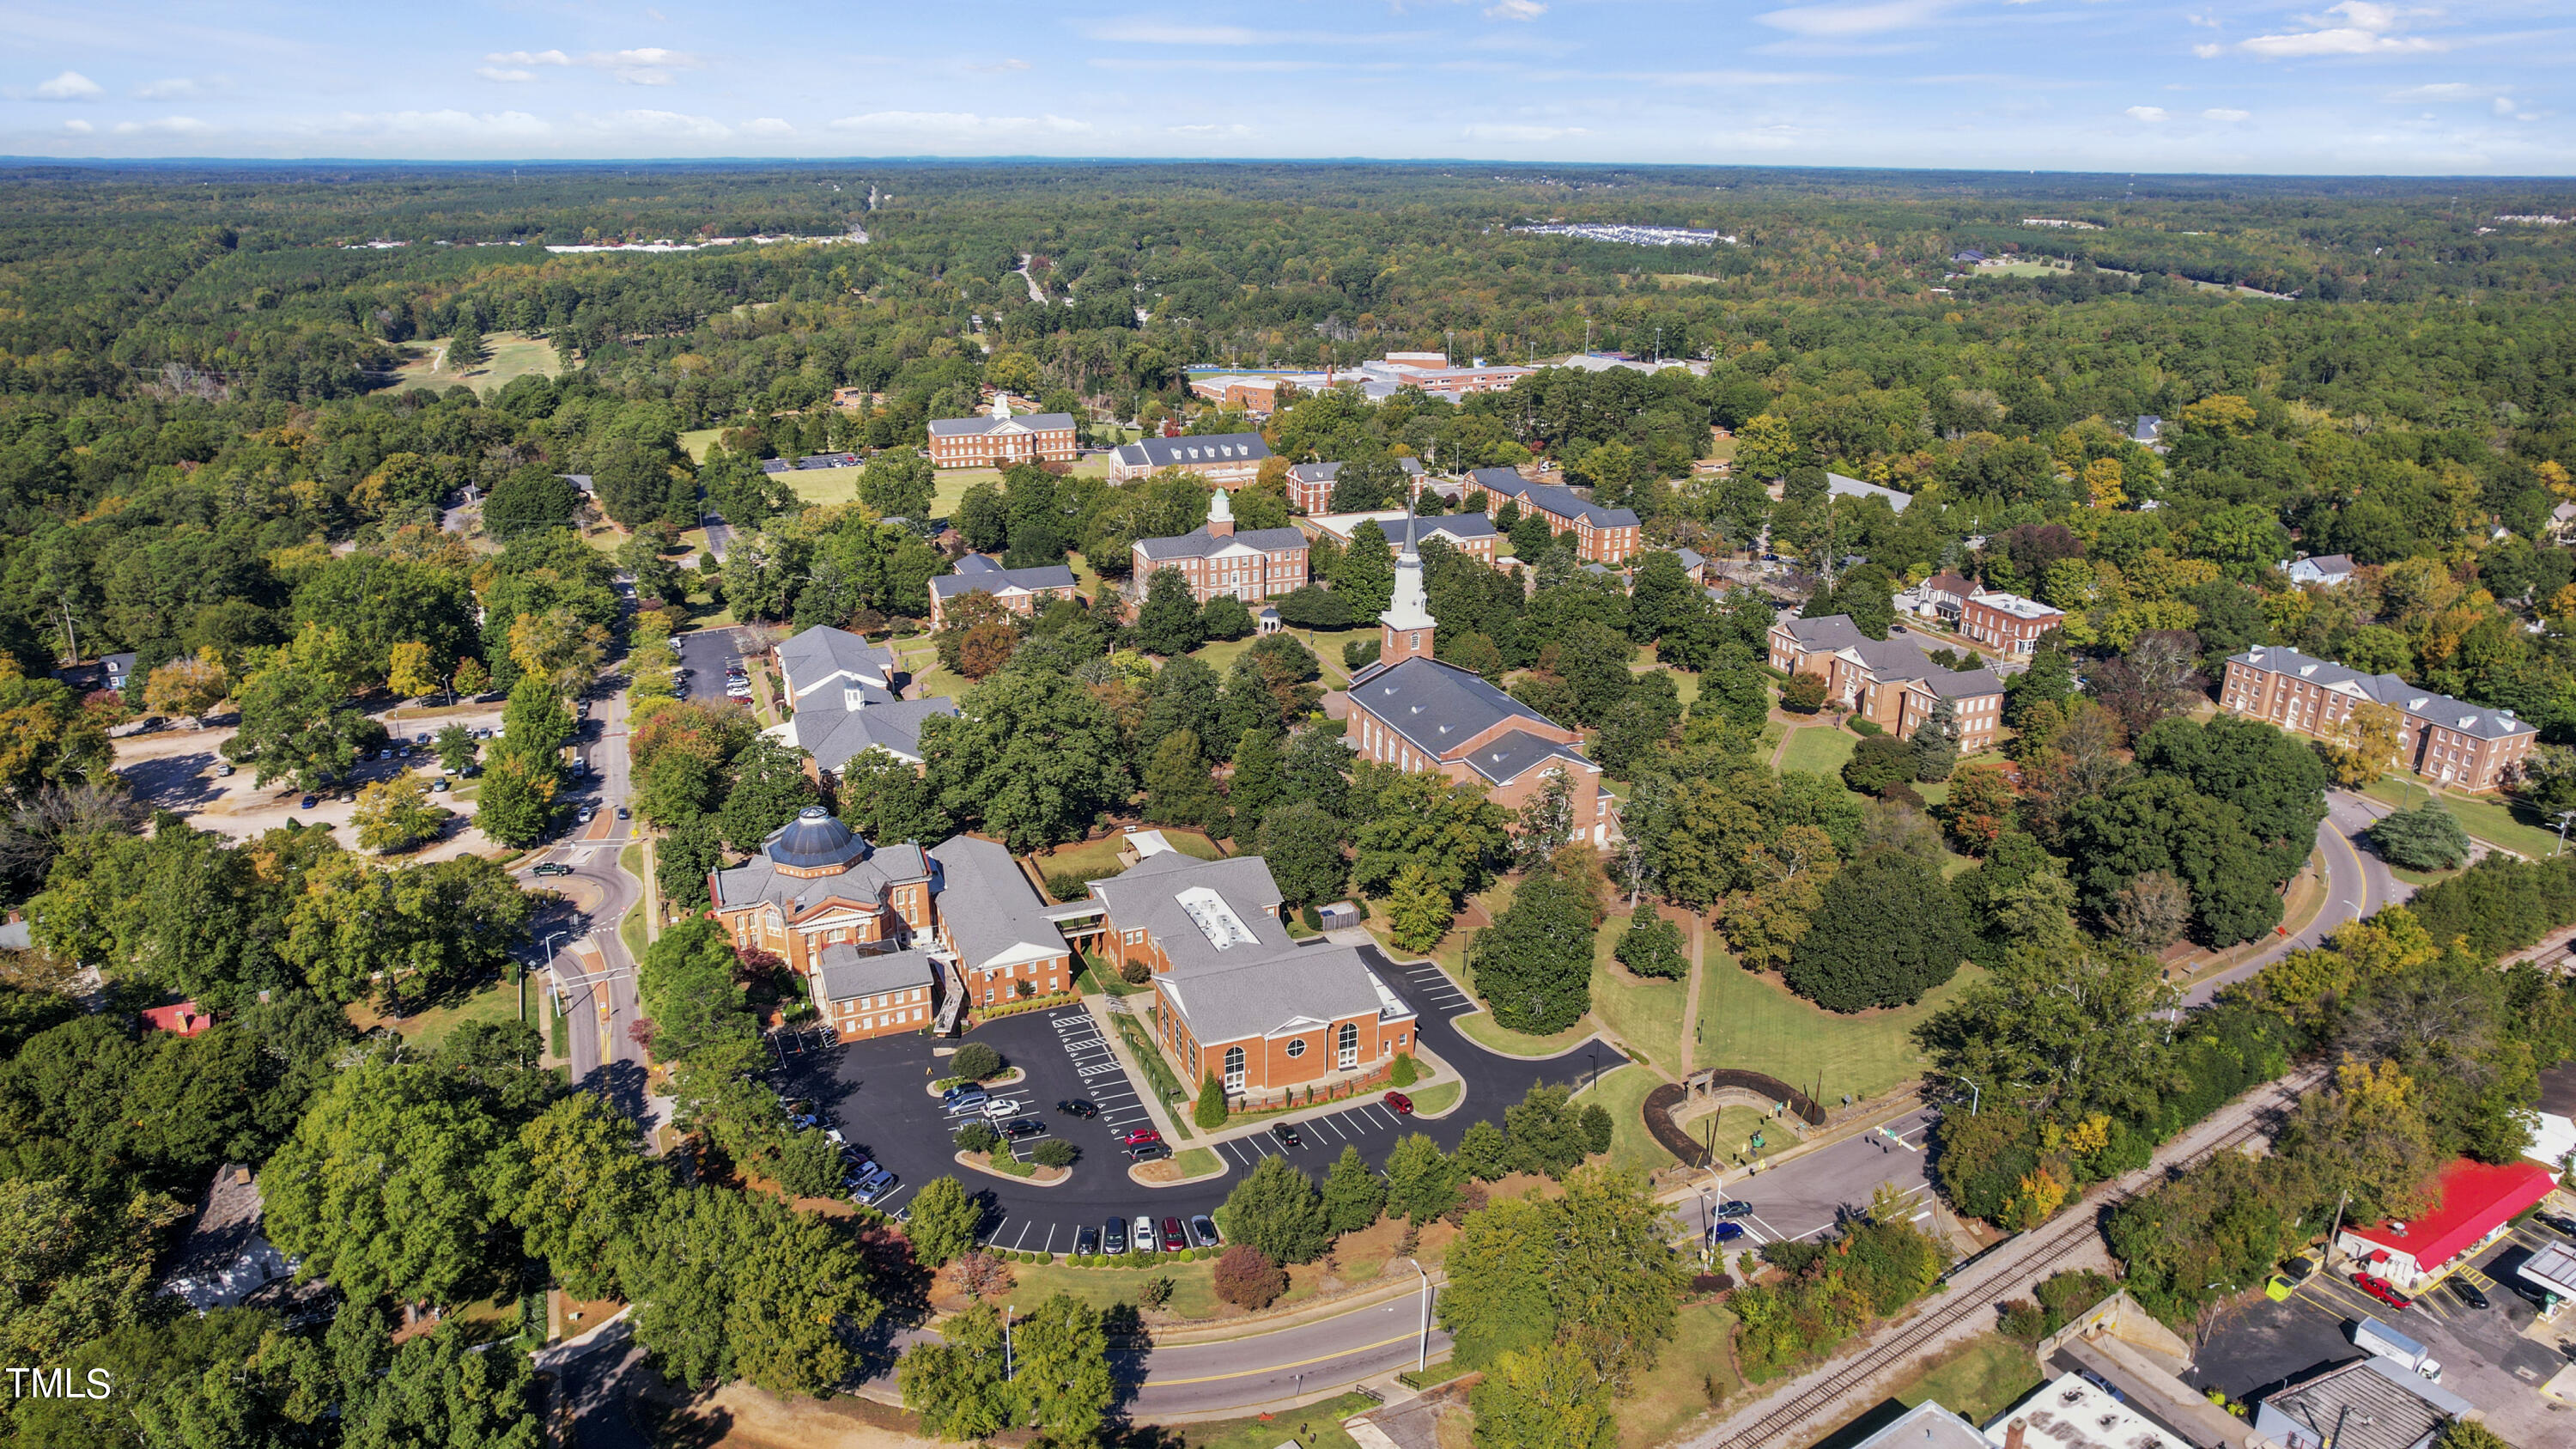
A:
[3, 2, 2568, 174]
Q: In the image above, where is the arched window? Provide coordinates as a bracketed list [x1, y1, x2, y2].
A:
[1224, 1045, 1245, 1091]
[1337, 1021, 1358, 1069]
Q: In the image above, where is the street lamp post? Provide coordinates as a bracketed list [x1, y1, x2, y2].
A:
[1407, 1258, 1431, 1373]
[1947, 1073, 1980, 1117]
[2554, 810, 2576, 856]
[1004, 1304, 1013, 1380]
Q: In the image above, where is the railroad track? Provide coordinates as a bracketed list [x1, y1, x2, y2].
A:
[1695, 1068, 2318, 1449]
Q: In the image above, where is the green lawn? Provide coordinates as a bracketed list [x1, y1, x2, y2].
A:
[347, 977, 523, 1051]
[1892, 1333, 2043, 1422]
[392, 332, 562, 395]
[1683, 1103, 1797, 1169]
[1589, 1063, 1675, 1178]
[1406, 1080, 1461, 1116]
[1694, 949, 1980, 1106]
[1614, 1299, 1743, 1449]
[1032, 830, 1224, 890]
[2362, 776, 2563, 859]
[1777, 725, 1858, 778]
[997, 1257, 1224, 1319]
[1182, 1392, 1377, 1449]
[1191, 636, 1263, 674]
[679, 427, 723, 463]
[1301, 628, 1380, 687]
[1173, 1147, 1221, 1177]
[1591, 910, 1690, 1074]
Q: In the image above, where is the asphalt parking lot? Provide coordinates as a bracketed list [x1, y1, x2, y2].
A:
[774, 945, 1627, 1257]
[672, 628, 750, 705]
[2190, 1217, 2576, 1418]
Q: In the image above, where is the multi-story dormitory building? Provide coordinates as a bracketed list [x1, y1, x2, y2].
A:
[2218, 646, 2537, 792]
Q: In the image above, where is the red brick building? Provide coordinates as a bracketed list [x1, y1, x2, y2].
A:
[1767, 614, 2005, 750]
[1106, 433, 1273, 486]
[2219, 646, 2537, 792]
[1131, 490, 1311, 606]
[927, 397, 1078, 469]
[1467, 468, 1642, 563]
[927, 555, 1083, 630]
[1958, 589, 2064, 658]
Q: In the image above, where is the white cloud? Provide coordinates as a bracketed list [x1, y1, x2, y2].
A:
[1169, 122, 1254, 137]
[828, 110, 1093, 137]
[583, 108, 731, 137]
[486, 50, 573, 67]
[965, 58, 1032, 73]
[2192, 42, 2223, 57]
[1486, 0, 1548, 19]
[477, 68, 538, 82]
[480, 47, 700, 84]
[1756, 0, 1948, 38]
[112, 115, 213, 135]
[1461, 122, 1589, 140]
[2383, 82, 2488, 100]
[741, 117, 795, 135]
[62, 118, 92, 134]
[2203, 107, 2251, 120]
[2125, 105, 2168, 121]
[2233, 2, 2445, 58]
[34, 70, 104, 100]
[137, 77, 210, 100]
[312, 109, 554, 139]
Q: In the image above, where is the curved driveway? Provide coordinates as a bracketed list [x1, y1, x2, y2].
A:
[2183, 788, 2407, 1008]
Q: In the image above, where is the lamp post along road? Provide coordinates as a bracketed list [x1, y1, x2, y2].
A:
[1408, 1258, 1431, 1373]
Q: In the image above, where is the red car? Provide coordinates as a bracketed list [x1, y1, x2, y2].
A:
[2352, 1272, 2411, 1310]
[1119, 1127, 1163, 1148]
[1160, 1216, 1188, 1252]
[1383, 1090, 1414, 1115]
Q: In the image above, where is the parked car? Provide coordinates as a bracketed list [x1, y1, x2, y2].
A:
[945, 1088, 989, 1112]
[852, 1170, 896, 1204]
[1710, 1222, 1746, 1243]
[1103, 1218, 1128, 1255]
[1126, 1143, 1170, 1162]
[1714, 1200, 1756, 1219]
[1383, 1091, 1413, 1115]
[1188, 1215, 1221, 1248]
[532, 861, 574, 877]
[1056, 1099, 1098, 1118]
[215, 762, 234, 776]
[298, 795, 319, 810]
[379, 748, 393, 761]
[981, 1098, 1024, 1119]
[396, 746, 410, 758]
[577, 807, 595, 823]
[1270, 1122, 1303, 1148]
[1000, 1118, 1045, 1142]
[1161, 1217, 1188, 1252]
[2450, 1278, 2491, 1310]
[432, 778, 450, 792]
[1076, 1225, 1102, 1256]
[2539, 1213, 2576, 1239]
[1133, 1215, 1157, 1252]
[2351, 1272, 2412, 1311]
[413, 733, 431, 745]
[616, 807, 629, 820]
[1118, 1127, 1163, 1148]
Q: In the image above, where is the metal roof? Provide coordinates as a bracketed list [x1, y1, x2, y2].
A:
[1347, 654, 1564, 761]
[927, 835, 1066, 972]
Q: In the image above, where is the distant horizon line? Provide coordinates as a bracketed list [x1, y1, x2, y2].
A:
[1, 154, 2572, 186]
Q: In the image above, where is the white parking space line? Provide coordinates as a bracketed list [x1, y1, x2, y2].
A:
[981, 1215, 1007, 1245]
[1012, 1221, 1033, 1250]
[1316, 1113, 1350, 1142]
[878, 1185, 914, 1215]
[1044, 1225, 1058, 1255]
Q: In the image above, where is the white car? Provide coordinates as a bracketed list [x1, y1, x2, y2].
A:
[1133, 1215, 1157, 1253]
[981, 1098, 1024, 1120]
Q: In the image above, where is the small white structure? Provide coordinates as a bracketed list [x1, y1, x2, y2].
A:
[2285, 553, 2358, 587]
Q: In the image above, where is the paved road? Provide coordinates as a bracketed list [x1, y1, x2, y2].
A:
[2183, 788, 2408, 1008]
[1119, 1289, 1449, 1419]
[697, 512, 733, 563]
[1670, 1108, 1938, 1265]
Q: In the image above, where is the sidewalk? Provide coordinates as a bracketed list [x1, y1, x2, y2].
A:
[1652, 1087, 1929, 1206]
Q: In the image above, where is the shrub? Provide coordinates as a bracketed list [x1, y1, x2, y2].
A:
[951, 1042, 1003, 1081]
[1121, 959, 1151, 985]
[955, 1122, 999, 1154]
[1613, 911, 1689, 980]
[1140, 1275, 1176, 1310]
[1848, 715, 1883, 736]
[1032, 1139, 1078, 1168]
[1212, 1245, 1287, 1310]
[1998, 1298, 2047, 1342]
[2366, 803, 2472, 872]
[1690, 1273, 1735, 1296]
[1195, 1072, 1229, 1129]
[1780, 672, 1827, 714]
[1388, 1052, 1419, 1087]
[1045, 871, 1092, 903]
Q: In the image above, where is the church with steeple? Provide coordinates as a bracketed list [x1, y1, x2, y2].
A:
[1343, 520, 1613, 845]
[1130, 489, 1312, 606]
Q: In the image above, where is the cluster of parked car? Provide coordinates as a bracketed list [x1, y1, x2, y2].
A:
[1076, 1214, 1221, 1257]
[725, 663, 751, 700]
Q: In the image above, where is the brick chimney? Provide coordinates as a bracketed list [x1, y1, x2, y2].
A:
[2002, 1419, 2026, 1449]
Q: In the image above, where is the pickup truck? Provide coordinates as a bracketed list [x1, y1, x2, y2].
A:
[2353, 1315, 2443, 1383]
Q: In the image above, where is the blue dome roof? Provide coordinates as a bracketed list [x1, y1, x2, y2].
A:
[766, 807, 866, 870]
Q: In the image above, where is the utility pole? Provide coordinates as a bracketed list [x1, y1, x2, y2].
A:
[1004, 1304, 1014, 1379]
[2554, 810, 2575, 855]
[1408, 1259, 1431, 1373]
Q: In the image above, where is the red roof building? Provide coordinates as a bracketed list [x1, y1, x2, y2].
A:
[2336, 1157, 2556, 1290]
[142, 1001, 213, 1037]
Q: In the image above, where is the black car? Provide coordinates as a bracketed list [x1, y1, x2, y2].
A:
[1714, 1200, 1756, 1219]
[1269, 1122, 1302, 1148]
[2539, 1213, 2576, 1239]
[1126, 1142, 1171, 1162]
[1055, 1099, 1098, 1118]
[2451, 1277, 2491, 1310]
[1103, 1218, 1128, 1254]
[1076, 1225, 1102, 1256]
[999, 1117, 1045, 1141]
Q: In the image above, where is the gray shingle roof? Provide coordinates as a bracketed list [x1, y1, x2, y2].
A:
[1345, 655, 1566, 760]
[1779, 615, 2002, 700]
[1468, 469, 1641, 528]
[814, 945, 938, 1003]
[1089, 852, 1291, 973]
[1463, 728, 1593, 786]
[1777, 614, 1870, 652]
[776, 625, 897, 700]
[788, 695, 960, 771]
[710, 834, 931, 915]
[1826, 472, 1913, 513]
[929, 558, 1079, 599]
[1416, 513, 1498, 543]
[1134, 525, 1310, 563]
[2233, 645, 2536, 740]
[928, 413, 1076, 437]
[1157, 942, 1415, 1046]
[927, 835, 1066, 971]
[1113, 434, 1273, 470]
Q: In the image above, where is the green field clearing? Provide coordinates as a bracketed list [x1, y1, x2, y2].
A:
[679, 427, 722, 463]
[1030, 829, 1224, 891]
[1614, 1299, 1742, 1449]
[1406, 1080, 1461, 1116]
[1589, 1062, 1675, 1178]
[1694, 947, 1978, 1105]
[1591, 911, 1690, 1073]
[392, 332, 562, 395]
[1973, 259, 2073, 277]
[346, 976, 521, 1051]
[1778, 724, 1858, 777]
[2362, 776, 2562, 859]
